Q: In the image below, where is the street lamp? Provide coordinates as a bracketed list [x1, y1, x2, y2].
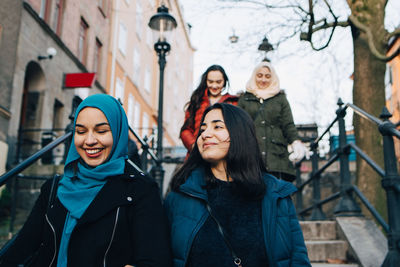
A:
[258, 36, 274, 62]
[148, 4, 177, 192]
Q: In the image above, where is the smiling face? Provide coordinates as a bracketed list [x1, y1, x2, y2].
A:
[255, 66, 272, 89]
[206, 70, 225, 97]
[197, 109, 230, 166]
[74, 107, 113, 167]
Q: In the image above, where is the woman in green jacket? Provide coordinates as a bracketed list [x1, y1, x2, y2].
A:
[238, 61, 307, 182]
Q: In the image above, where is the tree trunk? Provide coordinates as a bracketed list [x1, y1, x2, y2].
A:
[349, 0, 388, 219]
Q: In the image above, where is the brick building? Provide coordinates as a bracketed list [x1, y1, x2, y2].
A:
[0, 0, 110, 172]
[106, 0, 195, 148]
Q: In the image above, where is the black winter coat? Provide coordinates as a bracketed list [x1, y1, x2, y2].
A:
[0, 163, 172, 267]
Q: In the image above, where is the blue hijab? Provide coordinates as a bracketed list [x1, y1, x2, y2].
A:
[56, 94, 129, 266]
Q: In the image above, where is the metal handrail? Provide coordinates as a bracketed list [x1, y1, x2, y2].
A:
[345, 103, 382, 125]
[311, 116, 339, 148]
[348, 142, 385, 177]
[351, 185, 389, 233]
[297, 152, 339, 190]
[0, 132, 72, 187]
[129, 126, 158, 162]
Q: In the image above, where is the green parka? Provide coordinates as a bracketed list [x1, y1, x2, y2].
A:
[238, 91, 298, 177]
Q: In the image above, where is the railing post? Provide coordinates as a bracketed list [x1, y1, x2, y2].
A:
[295, 161, 303, 219]
[310, 142, 326, 220]
[63, 96, 81, 163]
[140, 138, 150, 173]
[379, 107, 400, 267]
[334, 98, 361, 216]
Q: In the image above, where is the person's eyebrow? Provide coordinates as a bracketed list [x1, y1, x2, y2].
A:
[211, 119, 224, 123]
[75, 122, 109, 128]
[95, 122, 110, 127]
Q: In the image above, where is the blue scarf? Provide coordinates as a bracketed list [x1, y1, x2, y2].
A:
[56, 94, 129, 267]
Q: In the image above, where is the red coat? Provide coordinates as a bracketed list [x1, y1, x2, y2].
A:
[180, 91, 238, 152]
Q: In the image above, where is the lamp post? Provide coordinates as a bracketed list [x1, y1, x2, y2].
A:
[148, 4, 177, 192]
[258, 36, 274, 62]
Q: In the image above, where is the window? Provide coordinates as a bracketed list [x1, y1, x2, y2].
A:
[98, 0, 108, 16]
[39, 0, 47, 18]
[134, 101, 141, 130]
[52, 0, 64, 34]
[128, 94, 134, 126]
[142, 112, 149, 137]
[93, 38, 103, 77]
[40, 0, 52, 21]
[146, 27, 152, 49]
[135, 1, 142, 39]
[149, 0, 155, 8]
[115, 78, 124, 103]
[78, 18, 89, 64]
[133, 49, 141, 85]
[144, 68, 151, 93]
[118, 22, 127, 55]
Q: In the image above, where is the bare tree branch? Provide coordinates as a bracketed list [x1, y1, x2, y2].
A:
[349, 14, 400, 62]
[387, 28, 400, 39]
[311, 20, 349, 32]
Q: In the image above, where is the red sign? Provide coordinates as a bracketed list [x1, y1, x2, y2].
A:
[63, 73, 96, 88]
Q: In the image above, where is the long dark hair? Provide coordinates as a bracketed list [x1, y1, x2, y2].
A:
[180, 65, 230, 133]
[171, 103, 266, 199]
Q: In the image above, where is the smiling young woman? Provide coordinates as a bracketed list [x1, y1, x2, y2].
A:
[180, 65, 238, 156]
[0, 94, 172, 267]
[166, 103, 311, 267]
[74, 107, 114, 167]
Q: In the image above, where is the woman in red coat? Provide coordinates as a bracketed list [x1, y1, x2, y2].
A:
[180, 65, 238, 154]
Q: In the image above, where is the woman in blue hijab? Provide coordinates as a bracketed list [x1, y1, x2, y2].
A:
[0, 94, 172, 267]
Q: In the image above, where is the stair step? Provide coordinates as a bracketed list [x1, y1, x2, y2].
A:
[306, 240, 348, 262]
[300, 221, 337, 240]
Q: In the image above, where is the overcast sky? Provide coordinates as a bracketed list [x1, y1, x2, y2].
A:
[178, 0, 400, 136]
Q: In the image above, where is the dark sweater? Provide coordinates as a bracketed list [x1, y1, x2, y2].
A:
[187, 179, 268, 267]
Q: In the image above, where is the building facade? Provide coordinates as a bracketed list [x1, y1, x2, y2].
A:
[0, 0, 110, 173]
[106, 0, 195, 150]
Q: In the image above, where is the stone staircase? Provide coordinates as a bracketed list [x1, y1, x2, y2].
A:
[301, 220, 358, 267]
[301, 217, 388, 267]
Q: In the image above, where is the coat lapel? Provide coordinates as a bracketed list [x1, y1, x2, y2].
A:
[77, 177, 134, 226]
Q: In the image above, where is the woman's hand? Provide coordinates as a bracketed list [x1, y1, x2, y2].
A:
[288, 140, 309, 163]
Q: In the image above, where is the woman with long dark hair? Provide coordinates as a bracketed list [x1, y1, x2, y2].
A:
[180, 65, 238, 154]
[166, 103, 310, 267]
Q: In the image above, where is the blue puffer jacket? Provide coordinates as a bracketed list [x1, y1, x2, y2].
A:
[164, 168, 311, 267]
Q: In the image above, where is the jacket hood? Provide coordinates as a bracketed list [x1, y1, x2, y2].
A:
[262, 173, 297, 198]
[179, 168, 208, 200]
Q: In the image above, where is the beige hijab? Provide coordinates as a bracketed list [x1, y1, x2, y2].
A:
[246, 61, 280, 100]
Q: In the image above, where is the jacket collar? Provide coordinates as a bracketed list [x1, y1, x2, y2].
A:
[263, 173, 297, 198]
[179, 167, 208, 201]
[202, 89, 238, 103]
[178, 168, 296, 200]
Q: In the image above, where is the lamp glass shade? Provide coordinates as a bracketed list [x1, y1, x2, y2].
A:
[148, 5, 177, 42]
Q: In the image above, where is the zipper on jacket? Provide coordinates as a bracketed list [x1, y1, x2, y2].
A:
[45, 214, 57, 267]
[103, 207, 120, 267]
[178, 191, 209, 267]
